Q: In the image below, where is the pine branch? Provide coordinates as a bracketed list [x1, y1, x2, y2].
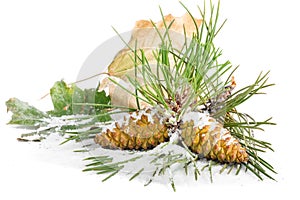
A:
[5, 1, 276, 188]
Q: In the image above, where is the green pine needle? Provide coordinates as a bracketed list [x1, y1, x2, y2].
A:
[129, 168, 144, 181]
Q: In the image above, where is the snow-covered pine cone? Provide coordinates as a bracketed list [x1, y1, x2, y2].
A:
[180, 112, 248, 163]
[94, 107, 169, 150]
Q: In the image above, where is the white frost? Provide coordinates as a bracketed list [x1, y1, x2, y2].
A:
[181, 111, 210, 129]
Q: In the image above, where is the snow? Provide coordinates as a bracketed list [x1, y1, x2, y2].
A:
[181, 111, 210, 129]
[130, 108, 156, 124]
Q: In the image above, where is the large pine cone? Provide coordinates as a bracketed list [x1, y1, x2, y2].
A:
[94, 108, 169, 150]
[180, 112, 248, 163]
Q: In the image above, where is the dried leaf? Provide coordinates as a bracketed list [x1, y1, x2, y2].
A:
[106, 13, 202, 109]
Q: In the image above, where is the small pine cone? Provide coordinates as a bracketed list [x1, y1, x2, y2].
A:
[95, 108, 169, 150]
[180, 112, 248, 163]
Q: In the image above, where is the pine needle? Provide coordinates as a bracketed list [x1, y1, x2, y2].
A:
[129, 168, 144, 181]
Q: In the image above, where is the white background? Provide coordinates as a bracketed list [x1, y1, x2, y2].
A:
[0, 0, 299, 199]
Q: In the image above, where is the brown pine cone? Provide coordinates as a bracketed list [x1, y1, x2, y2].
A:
[180, 112, 248, 163]
[94, 108, 169, 150]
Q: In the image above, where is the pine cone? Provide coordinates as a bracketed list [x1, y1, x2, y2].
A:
[95, 108, 169, 150]
[180, 112, 248, 163]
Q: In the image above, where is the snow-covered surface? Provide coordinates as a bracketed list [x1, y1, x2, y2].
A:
[1, 0, 299, 199]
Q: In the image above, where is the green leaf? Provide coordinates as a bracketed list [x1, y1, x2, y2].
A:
[48, 80, 74, 116]
[6, 98, 49, 125]
[48, 80, 111, 121]
[72, 86, 111, 121]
